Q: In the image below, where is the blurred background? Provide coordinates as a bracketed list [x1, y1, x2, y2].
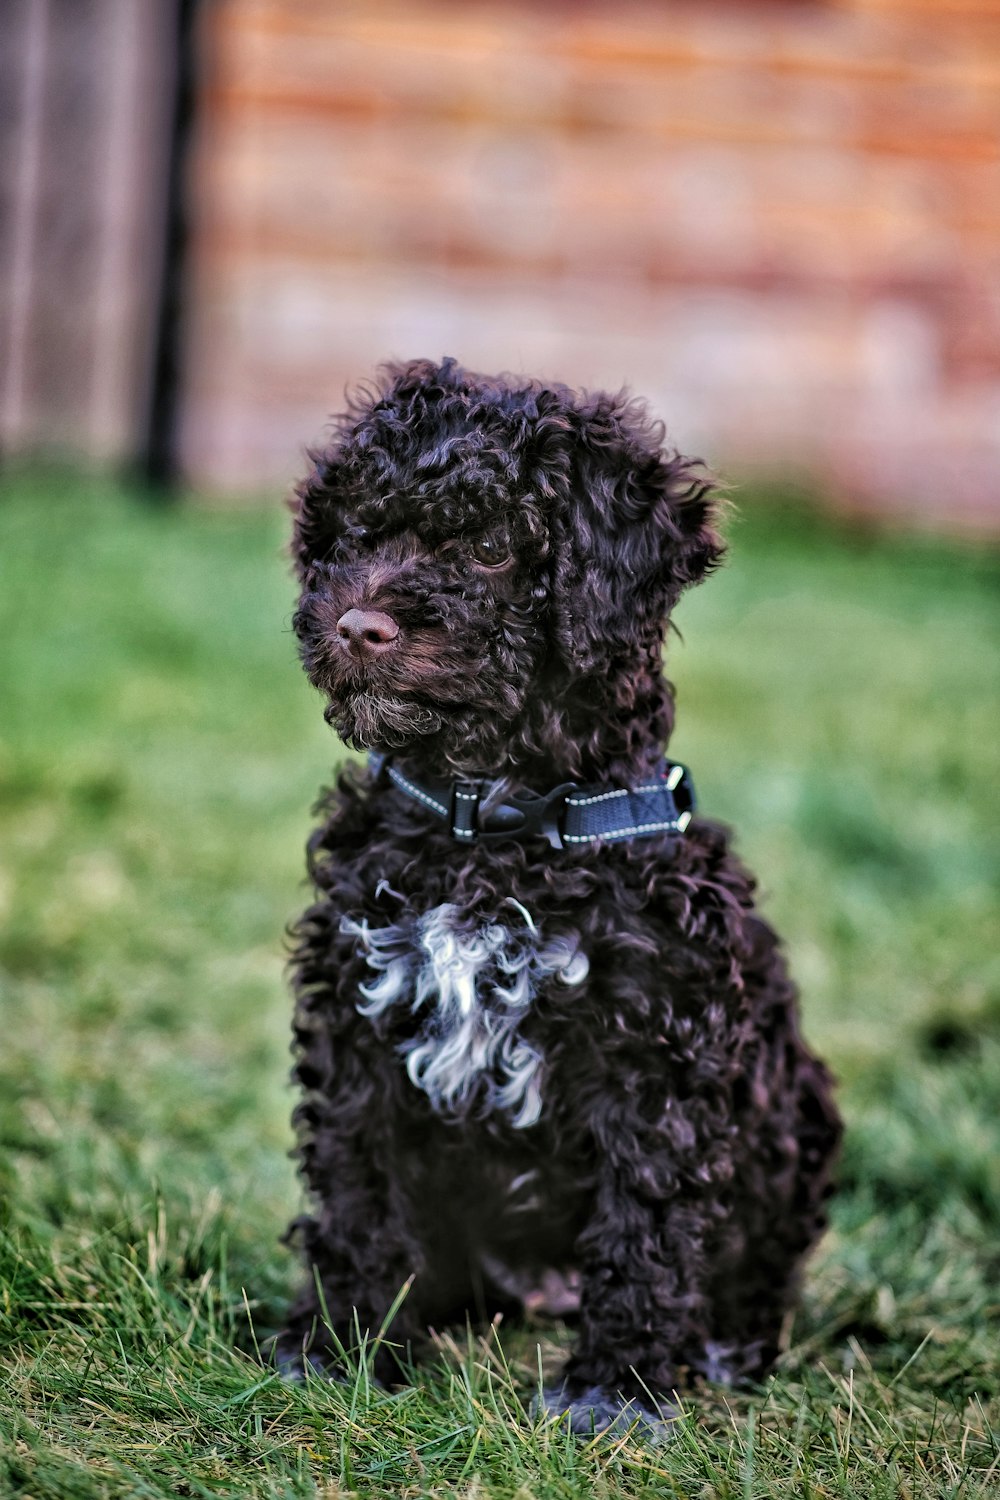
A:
[2, 0, 1000, 523]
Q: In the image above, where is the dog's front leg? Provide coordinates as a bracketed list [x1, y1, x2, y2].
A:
[277, 1022, 429, 1386]
[539, 1103, 723, 1438]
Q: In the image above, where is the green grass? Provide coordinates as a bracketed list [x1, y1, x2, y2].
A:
[1, 468, 998, 1498]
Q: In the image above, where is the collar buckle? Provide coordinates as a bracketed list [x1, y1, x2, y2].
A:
[449, 779, 578, 850]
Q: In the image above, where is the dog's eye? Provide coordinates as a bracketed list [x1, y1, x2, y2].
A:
[343, 526, 374, 554]
[470, 536, 511, 569]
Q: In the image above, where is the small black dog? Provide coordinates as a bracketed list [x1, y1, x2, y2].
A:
[277, 357, 840, 1436]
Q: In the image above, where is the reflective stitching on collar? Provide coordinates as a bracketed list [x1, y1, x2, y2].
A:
[386, 765, 448, 818]
[567, 784, 665, 808]
[563, 817, 681, 843]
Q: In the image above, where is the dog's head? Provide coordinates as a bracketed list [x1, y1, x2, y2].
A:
[291, 358, 722, 777]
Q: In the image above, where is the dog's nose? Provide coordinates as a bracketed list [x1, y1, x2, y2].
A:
[336, 607, 400, 657]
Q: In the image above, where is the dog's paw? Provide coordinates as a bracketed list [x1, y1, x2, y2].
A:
[531, 1382, 677, 1441]
[270, 1338, 386, 1390]
[273, 1346, 330, 1384]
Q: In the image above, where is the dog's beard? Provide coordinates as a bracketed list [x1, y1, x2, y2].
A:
[305, 601, 531, 759]
[326, 687, 444, 750]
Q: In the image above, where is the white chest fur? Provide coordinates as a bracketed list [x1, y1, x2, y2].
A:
[342, 901, 588, 1128]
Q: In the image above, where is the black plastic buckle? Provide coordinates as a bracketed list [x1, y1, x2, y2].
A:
[449, 779, 481, 842]
[449, 780, 578, 850]
[664, 761, 696, 829]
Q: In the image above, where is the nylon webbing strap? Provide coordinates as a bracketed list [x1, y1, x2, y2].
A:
[562, 769, 693, 845]
[369, 753, 695, 850]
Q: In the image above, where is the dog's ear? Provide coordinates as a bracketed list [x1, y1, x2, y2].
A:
[289, 447, 346, 584]
[544, 392, 724, 674]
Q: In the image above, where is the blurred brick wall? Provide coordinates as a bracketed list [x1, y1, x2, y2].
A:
[181, 0, 1000, 529]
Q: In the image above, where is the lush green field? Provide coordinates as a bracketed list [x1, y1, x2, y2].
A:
[1, 470, 997, 1499]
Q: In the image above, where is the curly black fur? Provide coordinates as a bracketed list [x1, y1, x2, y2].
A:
[278, 357, 841, 1431]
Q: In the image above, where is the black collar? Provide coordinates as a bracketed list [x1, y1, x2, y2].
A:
[369, 752, 695, 850]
